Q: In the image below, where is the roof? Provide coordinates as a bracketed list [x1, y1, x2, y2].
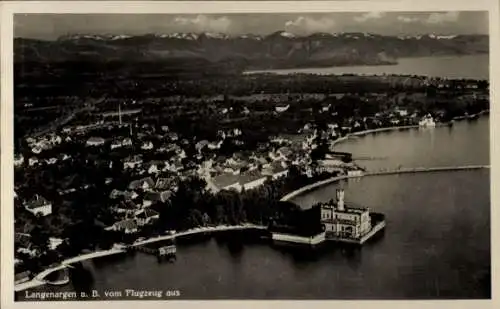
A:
[196, 140, 210, 148]
[238, 171, 267, 185]
[155, 177, 177, 190]
[136, 208, 159, 219]
[114, 219, 138, 230]
[25, 195, 50, 209]
[277, 147, 293, 157]
[87, 137, 105, 143]
[270, 161, 288, 173]
[15, 271, 31, 281]
[117, 200, 138, 210]
[15, 233, 31, 248]
[144, 190, 172, 202]
[211, 173, 240, 189]
[128, 177, 155, 190]
[277, 134, 307, 143]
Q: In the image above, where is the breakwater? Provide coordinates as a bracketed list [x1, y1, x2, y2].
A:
[281, 165, 490, 202]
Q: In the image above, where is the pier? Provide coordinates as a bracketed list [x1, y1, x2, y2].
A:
[128, 244, 177, 260]
[363, 165, 490, 176]
[281, 165, 489, 202]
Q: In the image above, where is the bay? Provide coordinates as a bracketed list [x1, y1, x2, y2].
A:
[245, 55, 489, 80]
[18, 117, 490, 300]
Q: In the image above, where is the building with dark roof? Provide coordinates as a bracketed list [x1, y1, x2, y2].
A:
[24, 194, 52, 216]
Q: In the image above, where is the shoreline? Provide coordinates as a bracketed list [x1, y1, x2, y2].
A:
[16, 164, 490, 292]
[330, 111, 489, 148]
[243, 54, 489, 78]
[15, 113, 489, 293]
[15, 224, 266, 292]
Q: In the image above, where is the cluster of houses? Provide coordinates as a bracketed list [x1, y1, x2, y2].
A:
[15, 110, 368, 253]
[21, 194, 53, 217]
[26, 133, 63, 154]
[105, 176, 177, 234]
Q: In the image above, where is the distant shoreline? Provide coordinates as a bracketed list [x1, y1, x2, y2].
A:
[330, 111, 489, 148]
[244, 54, 489, 80]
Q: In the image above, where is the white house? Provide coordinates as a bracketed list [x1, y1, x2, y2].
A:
[347, 170, 364, 177]
[32, 146, 42, 154]
[321, 104, 331, 112]
[110, 140, 123, 150]
[397, 109, 409, 117]
[208, 140, 223, 150]
[419, 114, 436, 128]
[50, 135, 62, 145]
[135, 208, 160, 226]
[14, 154, 24, 167]
[48, 238, 64, 250]
[195, 140, 209, 152]
[122, 137, 133, 147]
[107, 219, 138, 234]
[123, 156, 143, 169]
[86, 137, 106, 147]
[275, 104, 290, 113]
[148, 164, 160, 175]
[46, 157, 58, 165]
[141, 141, 154, 150]
[24, 194, 52, 216]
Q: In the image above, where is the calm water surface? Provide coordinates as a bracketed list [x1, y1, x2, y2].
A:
[246, 55, 489, 80]
[332, 116, 489, 171]
[19, 117, 490, 300]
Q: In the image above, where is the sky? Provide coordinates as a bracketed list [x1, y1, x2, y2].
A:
[15, 11, 488, 40]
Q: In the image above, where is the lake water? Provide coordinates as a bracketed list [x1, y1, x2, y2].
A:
[245, 55, 489, 80]
[18, 117, 490, 300]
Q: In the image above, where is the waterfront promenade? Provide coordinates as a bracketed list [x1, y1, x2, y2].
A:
[281, 165, 490, 202]
[15, 223, 266, 292]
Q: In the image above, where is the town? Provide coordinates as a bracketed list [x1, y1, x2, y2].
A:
[13, 71, 489, 285]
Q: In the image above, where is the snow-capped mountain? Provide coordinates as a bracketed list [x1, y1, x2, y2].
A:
[17, 31, 488, 69]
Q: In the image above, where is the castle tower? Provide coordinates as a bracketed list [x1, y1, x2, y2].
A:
[336, 189, 345, 211]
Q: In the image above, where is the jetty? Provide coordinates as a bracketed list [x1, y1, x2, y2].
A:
[129, 244, 177, 261]
[281, 165, 489, 202]
[363, 165, 490, 177]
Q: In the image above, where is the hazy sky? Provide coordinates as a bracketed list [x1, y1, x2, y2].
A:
[15, 11, 488, 40]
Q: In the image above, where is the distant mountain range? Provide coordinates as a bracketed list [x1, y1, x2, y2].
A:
[14, 32, 488, 70]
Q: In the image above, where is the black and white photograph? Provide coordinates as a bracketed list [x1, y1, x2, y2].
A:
[0, 1, 497, 306]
